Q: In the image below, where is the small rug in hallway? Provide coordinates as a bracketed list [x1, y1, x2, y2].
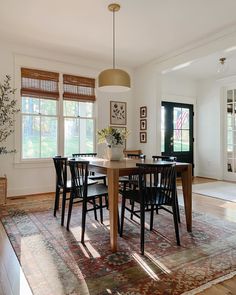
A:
[192, 181, 236, 202]
[1, 206, 236, 295]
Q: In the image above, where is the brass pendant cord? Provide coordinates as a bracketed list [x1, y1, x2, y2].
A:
[113, 8, 116, 69]
[98, 3, 130, 91]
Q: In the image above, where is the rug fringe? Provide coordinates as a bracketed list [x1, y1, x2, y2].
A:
[182, 271, 236, 295]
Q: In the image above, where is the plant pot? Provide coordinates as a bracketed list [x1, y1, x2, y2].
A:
[107, 146, 124, 161]
[0, 176, 7, 205]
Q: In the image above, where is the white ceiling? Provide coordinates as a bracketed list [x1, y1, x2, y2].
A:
[162, 47, 236, 80]
[1, 0, 236, 68]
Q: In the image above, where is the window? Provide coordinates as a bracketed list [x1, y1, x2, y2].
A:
[63, 101, 94, 156]
[21, 69, 96, 160]
[63, 74, 95, 156]
[226, 89, 236, 173]
[22, 97, 58, 159]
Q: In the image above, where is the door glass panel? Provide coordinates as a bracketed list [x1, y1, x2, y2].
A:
[173, 130, 181, 152]
[182, 130, 190, 151]
[228, 159, 233, 172]
[227, 104, 233, 114]
[228, 131, 233, 145]
[226, 89, 236, 173]
[182, 108, 189, 129]
[173, 108, 182, 129]
[173, 107, 190, 152]
[227, 112, 233, 128]
[227, 90, 233, 103]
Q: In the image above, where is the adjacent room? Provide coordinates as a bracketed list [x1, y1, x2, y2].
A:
[1, 1, 236, 294]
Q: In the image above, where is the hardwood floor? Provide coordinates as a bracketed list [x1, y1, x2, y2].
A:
[1, 178, 236, 294]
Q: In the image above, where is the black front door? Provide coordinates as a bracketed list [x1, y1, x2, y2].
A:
[161, 101, 194, 170]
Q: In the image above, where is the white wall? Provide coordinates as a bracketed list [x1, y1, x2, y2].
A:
[196, 76, 236, 180]
[133, 64, 161, 158]
[162, 74, 197, 102]
[196, 78, 223, 179]
[0, 41, 134, 197]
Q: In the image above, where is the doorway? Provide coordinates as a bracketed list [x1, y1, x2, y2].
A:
[161, 101, 194, 170]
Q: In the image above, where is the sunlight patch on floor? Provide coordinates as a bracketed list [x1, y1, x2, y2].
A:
[132, 252, 160, 281]
[145, 252, 171, 274]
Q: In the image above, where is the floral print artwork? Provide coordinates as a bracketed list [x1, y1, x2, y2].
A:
[110, 101, 127, 125]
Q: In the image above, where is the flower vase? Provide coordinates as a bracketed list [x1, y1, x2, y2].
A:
[107, 145, 124, 161]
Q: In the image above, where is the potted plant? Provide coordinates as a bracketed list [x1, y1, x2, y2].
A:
[97, 126, 129, 160]
[0, 75, 20, 204]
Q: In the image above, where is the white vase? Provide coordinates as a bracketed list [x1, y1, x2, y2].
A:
[107, 145, 124, 161]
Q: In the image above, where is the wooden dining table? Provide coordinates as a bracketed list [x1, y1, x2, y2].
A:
[85, 157, 192, 252]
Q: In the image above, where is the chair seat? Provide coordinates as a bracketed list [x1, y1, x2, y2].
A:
[66, 178, 97, 189]
[120, 187, 171, 205]
[87, 183, 108, 198]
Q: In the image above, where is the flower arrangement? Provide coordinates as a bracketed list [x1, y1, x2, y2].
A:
[97, 127, 129, 147]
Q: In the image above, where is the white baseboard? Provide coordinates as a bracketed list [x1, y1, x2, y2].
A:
[7, 185, 54, 198]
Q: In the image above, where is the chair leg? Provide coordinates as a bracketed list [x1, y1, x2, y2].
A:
[99, 196, 103, 223]
[150, 204, 154, 231]
[54, 187, 60, 216]
[120, 197, 126, 237]
[103, 177, 107, 186]
[117, 208, 120, 235]
[176, 195, 181, 223]
[81, 199, 87, 244]
[140, 202, 145, 255]
[66, 192, 74, 231]
[105, 196, 109, 209]
[92, 197, 98, 220]
[130, 200, 135, 220]
[61, 189, 67, 226]
[172, 199, 180, 246]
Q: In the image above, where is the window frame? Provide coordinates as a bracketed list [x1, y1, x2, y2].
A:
[14, 65, 96, 165]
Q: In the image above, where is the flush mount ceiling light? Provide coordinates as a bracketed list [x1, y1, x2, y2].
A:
[98, 3, 130, 92]
[217, 57, 228, 74]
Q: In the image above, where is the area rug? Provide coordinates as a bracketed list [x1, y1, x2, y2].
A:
[1, 205, 236, 295]
[192, 181, 236, 202]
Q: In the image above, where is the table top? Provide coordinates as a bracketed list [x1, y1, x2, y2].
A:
[72, 157, 191, 170]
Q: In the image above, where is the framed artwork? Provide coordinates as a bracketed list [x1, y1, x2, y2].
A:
[140, 132, 147, 143]
[140, 106, 147, 118]
[110, 101, 127, 125]
[110, 126, 127, 148]
[140, 119, 147, 130]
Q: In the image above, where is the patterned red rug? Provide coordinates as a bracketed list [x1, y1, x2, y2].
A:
[1, 204, 236, 295]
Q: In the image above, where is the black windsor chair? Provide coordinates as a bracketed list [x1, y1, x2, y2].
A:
[119, 162, 180, 255]
[67, 160, 109, 243]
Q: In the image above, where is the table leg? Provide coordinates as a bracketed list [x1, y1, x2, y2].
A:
[181, 164, 192, 232]
[107, 168, 119, 252]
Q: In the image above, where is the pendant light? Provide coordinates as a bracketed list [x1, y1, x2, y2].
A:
[98, 3, 130, 92]
[217, 57, 228, 74]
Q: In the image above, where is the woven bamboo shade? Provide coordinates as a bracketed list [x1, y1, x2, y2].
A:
[63, 74, 96, 102]
[21, 68, 59, 100]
